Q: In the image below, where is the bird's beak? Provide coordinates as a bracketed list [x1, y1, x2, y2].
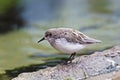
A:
[38, 37, 45, 43]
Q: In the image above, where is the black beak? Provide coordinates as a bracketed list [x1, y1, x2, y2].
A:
[38, 37, 45, 43]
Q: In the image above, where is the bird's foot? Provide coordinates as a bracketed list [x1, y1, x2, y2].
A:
[61, 59, 73, 65]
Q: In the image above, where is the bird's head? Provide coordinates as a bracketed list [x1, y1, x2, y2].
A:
[38, 31, 53, 43]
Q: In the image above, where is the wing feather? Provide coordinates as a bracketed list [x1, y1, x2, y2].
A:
[49, 28, 101, 44]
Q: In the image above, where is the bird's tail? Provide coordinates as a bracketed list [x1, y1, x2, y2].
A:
[84, 37, 102, 44]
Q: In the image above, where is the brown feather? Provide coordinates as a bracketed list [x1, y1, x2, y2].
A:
[45, 28, 101, 44]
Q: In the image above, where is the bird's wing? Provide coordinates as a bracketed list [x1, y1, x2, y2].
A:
[56, 29, 101, 44]
[53, 29, 84, 44]
[73, 30, 101, 44]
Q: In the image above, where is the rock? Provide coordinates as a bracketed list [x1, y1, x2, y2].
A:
[12, 45, 120, 80]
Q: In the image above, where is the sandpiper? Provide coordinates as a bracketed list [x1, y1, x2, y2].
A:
[38, 28, 101, 63]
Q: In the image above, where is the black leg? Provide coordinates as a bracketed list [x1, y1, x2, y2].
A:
[62, 52, 76, 64]
[68, 52, 76, 63]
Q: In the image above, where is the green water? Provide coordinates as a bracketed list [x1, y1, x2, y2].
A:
[0, 0, 120, 79]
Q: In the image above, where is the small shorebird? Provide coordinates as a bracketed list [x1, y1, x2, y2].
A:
[38, 28, 101, 63]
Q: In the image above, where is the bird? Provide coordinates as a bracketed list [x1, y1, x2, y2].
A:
[38, 28, 101, 64]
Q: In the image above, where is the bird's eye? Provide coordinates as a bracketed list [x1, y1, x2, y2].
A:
[45, 33, 52, 37]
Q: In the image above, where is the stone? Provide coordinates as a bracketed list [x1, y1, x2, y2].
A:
[12, 45, 120, 80]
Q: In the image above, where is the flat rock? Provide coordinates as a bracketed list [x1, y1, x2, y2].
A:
[12, 45, 120, 80]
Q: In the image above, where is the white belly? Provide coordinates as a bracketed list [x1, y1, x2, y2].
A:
[52, 38, 85, 53]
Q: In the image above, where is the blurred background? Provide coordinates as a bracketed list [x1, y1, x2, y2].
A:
[0, 0, 120, 79]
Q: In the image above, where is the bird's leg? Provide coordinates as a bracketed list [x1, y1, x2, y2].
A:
[66, 52, 76, 63]
[68, 52, 76, 63]
[62, 52, 76, 64]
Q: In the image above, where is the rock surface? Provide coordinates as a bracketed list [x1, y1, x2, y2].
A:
[12, 45, 120, 80]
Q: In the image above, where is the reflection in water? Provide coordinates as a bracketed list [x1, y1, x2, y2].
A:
[88, 0, 111, 13]
[0, 0, 24, 34]
[0, 60, 61, 80]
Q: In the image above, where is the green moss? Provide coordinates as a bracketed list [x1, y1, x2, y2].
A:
[0, 0, 19, 15]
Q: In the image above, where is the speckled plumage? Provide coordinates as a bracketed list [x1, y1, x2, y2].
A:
[38, 28, 101, 54]
[45, 28, 101, 44]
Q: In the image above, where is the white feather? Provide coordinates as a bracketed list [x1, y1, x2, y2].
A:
[53, 38, 85, 53]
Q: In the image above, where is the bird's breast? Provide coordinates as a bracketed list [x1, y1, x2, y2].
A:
[52, 38, 85, 53]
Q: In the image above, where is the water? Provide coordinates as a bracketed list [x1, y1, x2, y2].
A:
[0, 0, 120, 79]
